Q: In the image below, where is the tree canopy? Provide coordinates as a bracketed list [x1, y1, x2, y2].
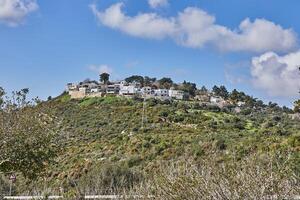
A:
[158, 77, 173, 89]
[100, 73, 110, 84]
[178, 81, 197, 96]
[294, 100, 300, 112]
[0, 88, 57, 180]
[212, 85, 229, 99]
[144, 76, 156, 87]
[198, 86, 208, 94]
[125, 75, 144, 86]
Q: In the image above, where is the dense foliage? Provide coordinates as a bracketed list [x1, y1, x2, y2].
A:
[0, 89, 57, 180]
[295, 100, 300, 112]
[99, 73, 110, 84]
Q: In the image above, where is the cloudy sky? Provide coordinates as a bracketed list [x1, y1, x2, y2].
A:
[0, 0, 300, 106]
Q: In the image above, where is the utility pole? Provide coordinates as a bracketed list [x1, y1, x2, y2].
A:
[141, 94, 146, 129]
[9, 180, 12, 196]
[9, 174, 16, 196]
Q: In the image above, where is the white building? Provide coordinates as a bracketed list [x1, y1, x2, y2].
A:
[67, 78, 189, 101]
[106, 84, 120, 94]
[119, 85, 137, 96]
[78, 87, 88, 92]
[169, 89, 186, 100]
[153, 89, 171, 100]
[66, 83, 78, 91]
[78, 80, 99, 89]
[91, 88, 100, 93]
[154, 89, 169, 97]
[141, 87, 152, 95]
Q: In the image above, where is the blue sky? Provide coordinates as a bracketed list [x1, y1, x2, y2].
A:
[0, 0, 300, 107]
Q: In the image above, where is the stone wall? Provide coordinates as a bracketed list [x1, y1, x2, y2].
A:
[69, 91, 104, 99]
[69, 90, 86, 99]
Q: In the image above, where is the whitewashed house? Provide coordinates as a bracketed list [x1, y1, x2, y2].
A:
[154, 89, 169, 96]
[141, 87, 152, 95]
[119, 85, 137, 96]
[106, 84, 120, 94]
[169, 89, 186, 100]
[66, 83, 78, 91]
[154, 89, 171, 100]
[91, 88, 100, 93]
[79, 80, 99, 89]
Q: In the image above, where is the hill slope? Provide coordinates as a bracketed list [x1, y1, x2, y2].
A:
[7, 94, 300, 195]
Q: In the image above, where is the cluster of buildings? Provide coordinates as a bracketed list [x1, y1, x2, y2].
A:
[67, 80, 188, 100]
[66, 79, 246, 110]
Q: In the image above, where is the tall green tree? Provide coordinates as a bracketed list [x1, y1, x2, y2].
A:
[294, 100, 300, 112]
[212, 85, 220, 95]
[230, 89, 240, 102]
[100, 73, 110, 84]
[219, 86, 229, 99]
[125, 75, 144, 86]
[158, 77, 173, 89]
[179, 81, 197, 96]
[0, 88, 57, 180]
[212, 85, 229, 99]
[0, 87, 4, 107]
[199, 86, 208, 93]
[144, 76, 156, 87]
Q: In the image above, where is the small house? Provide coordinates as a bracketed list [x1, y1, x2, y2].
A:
[169, 89, 186, 100]
[154, 89, 169, 97]
[106, 84, 120, 94]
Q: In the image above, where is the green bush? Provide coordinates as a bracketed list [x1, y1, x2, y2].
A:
[77, 162, 142, 194]
[0, 175, 10, 196]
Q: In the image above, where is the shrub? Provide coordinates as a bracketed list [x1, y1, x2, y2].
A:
[77, 163, 142, 194]
[127, 156, 142, 168]
[214, 139, 226, 151]
[0, 175, 10, 196]
[192, 144, 204, 157]
[146, 98, 158, 107]
[159, 110, 169, 118]
[207, 105, 221, 112]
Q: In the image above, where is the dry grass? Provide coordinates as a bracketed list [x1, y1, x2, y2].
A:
[126, 156, 299, 200]
[2, 155, 299, 199]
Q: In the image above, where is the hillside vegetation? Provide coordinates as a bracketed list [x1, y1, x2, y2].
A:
[1, 93, 300, 198]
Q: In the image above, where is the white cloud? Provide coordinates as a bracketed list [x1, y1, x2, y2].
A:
[251, 51, 300, 97]
[218, 18, 297, 52]
[89, 64, 113, 74]
[90, 3, 297, 53]
[90, 3, 175, 40]
[0, 0, 38, 26]
[148, 0, 168, 9]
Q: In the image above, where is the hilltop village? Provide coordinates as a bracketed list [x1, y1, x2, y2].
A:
[66, 73, 254, 110]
